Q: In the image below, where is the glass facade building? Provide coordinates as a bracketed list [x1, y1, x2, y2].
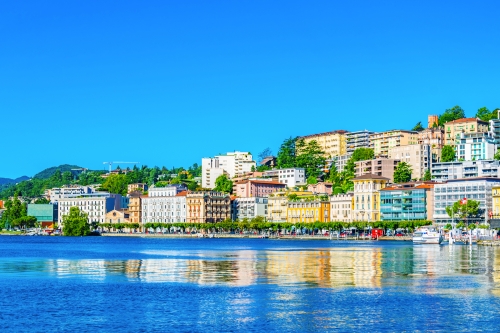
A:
[380, 188, 428, 221]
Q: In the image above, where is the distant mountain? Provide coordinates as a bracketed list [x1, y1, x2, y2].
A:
[33, 165, 83, 179]
[0, 176, 30, 185]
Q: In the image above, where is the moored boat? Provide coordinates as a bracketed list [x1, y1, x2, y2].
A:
[413, 227, 443, 244]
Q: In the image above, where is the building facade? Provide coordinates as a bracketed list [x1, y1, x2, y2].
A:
[48, 186, 94, 203]
[431, 160, 500, 181]
[380, 183, 434, 221]
[235, 180, 286, 197]
[277, 168, 306, 188]
[444, 117, 489, 146]
[455, 132, 496, 161]
[489, 112, 500, 145]
[330, 193, 353, 222]
[352, 174, 389, 222]
[433, 178, 500, 224]
[186, 191, 231, 223]
[27, 204, 58, 229]
[387, 144, 431, 180]
[346, 130, 373, 155]
[299, 130, 348, 158]
[267, 193, 288, 222]
[492, 186, 500, 219]
[202, 152, 256, 189]
[128, 191, 142, 224]
[58, 195, 116, 225]
[369, 130, 419, 157]
[128, 183, 148, 194]
[287, 199, 330, 223]
[355, 158, 400, 182]
[232, 197, 268, 221]
[307, 182, 333, 195]
[105, 210, 130, 223]
[141, 185, 188, 223]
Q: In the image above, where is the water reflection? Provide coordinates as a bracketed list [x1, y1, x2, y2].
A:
[3, 244, 500, 292]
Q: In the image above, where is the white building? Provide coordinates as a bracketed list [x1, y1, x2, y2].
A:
[142, 185, 188, 223]
[456, 132, 496, 161]
[48, 186, 95, 203]
[330, 193, 353, 222]
[489, 110, 500, 145]
[58, 193, 117, 225]
[431, 160, 500, 181]
[277, 168, 305, 188]
[232, 197, 268, 221]
[433, 178, 500, 225]
[202, 151, 256, 189]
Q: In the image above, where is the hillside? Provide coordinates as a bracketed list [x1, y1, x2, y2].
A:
[0, 176, 30, 185]
[33, 165, 82, 179]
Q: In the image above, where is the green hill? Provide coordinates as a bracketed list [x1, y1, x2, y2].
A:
[33, 165, 82, 179]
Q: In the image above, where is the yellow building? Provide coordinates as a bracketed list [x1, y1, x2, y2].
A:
[267, 190, 312, 222]
[492, 186, 500, 218]
[444, 117, 489, 145]
[128, 191, 142, 225]
[298, 130, 348, 158]
[352, 174, 389, 222]
[369, 130, 419, 157]
[287, 196, 330, 223]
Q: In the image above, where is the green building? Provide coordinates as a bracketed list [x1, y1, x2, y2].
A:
[27, 204, 58, 229]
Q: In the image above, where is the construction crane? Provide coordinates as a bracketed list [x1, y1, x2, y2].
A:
[103, 162, 139, 173]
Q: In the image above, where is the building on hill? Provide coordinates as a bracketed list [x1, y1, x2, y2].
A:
[128, 191, 143, 225]
[380, 182, 435, 221]
[332, 154, 350, 172]
[298, 130, 348, 158]
[267, 192, 289, 222]
[352, 174, 389, 222]
[355, 158, 400, 183]
[235, 179, 286, 197]
[262, 168, 305, 188]
[27, 204, 58, 230]
[128, 183, 148, 194]
[202, 151, 256, 189]
[388, 144, 431, 180]
[431, 160, 500, 181]
[232, 197, 268, 221]
[307, 182, 333, 195]
[330, 192, 353, 222]
[489, 111, 500, 145]
[260, 156, 277, 168]
[346, 130, 374, 155]
[186, 191, 231, 223]
[47, 186, 95, 203]
[455, 132, 496, 161]
[369, 130, 419, 158]
[444, 117, 489, 146]
[428, 115, 439, 128]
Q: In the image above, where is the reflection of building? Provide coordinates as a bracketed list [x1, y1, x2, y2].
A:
[27, 203, 58, 229]
[232, 197, 268, 221]
[186, 191, 231, 223]
[330, 193, 353, 222]
[380, 182, 435, 221]
[352, 174, 389, 222]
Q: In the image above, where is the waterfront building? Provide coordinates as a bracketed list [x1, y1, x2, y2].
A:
[489, 111, 500, 145]
[431, 160, 500, 180]
[455, 132, 496, 161]
[307, 182, 333, 195]
[387, 144, 431, 180]
[346, 130, 373, 155]
[298, 130, 348, 158]
[27, 203, 58, 229]
[444, 117, 489, 146]
[330, 192, 353, 222]
[287, 197, 330, 223]
[352, 174, 389, 222]
[492, 186, 500, 219]
[58, 194, 117, 225]
[127, 183, 148, 194]
[105, 209, 129, 223]
[234, 179, 286, 197]
[202, 152, 256, 189]
[369, 130, 419, 157]
[433, 178, 500, 224]
[267, 192, 289, 222]
[380, 182, 435, 221]
[355, 158, 399, 182]
[232, 197, 268, 221]
[141, 185, 187, 223]
[48, 185, 94, 203]
[186, 191, 231, 223]
[128, 191, 142, 224]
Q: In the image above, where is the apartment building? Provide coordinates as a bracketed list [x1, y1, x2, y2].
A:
[202, 152, 256, 189]
[267, 192, 288, 222]
[48, 186, 94, 203]
[433, 178, 500, 224]
[186, 191, 231, 223]
[380, 182, 435, 221]
[370, 130, 419, 157]
[455, 132, 496, 161]
[287, 199, 330, 223]
[431, 160, 500, 181]
[444, 118, 489, 145]
[330, 193, 353, 222]
[492, 186, 500, 219]
[58, 194, 117, 225]
[235, 180, 286, 197]
[127, 183, 148, 194]
[307, 182, 333, 195]
[141, 185, 188, 223]
[418, 126, 444, 163]
[333, 154, 350, 172]
[346, 130, 373, 154]
[232, 197, 268, 221]
[355, 158, 400, 182]
[277, 168, 305, 188]
[489, 111, 500, 145]
[128, 191, 142, 224]
[299, 130, 348, 158]
[387, 144, 431, 180]
[352, 174, 389, 222]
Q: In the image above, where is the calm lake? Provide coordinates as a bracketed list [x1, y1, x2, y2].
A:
[1, 236, 499, 332]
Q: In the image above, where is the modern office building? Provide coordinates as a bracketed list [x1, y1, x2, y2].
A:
[455, 132, 496, 161]
[444, 117, 489, 146]
[298, 130, 348, 158]
[202, 151, 256, 189]
[330, 192, 353, 222]
[27, 203, 58, 229]
[369, 130, 419, 157]
[352, 174, 389, 222]
[431, 160, 500, 180]
[355, 158, 400, 182]
[433, 178, 500, 224]
[232, 197, 268, 221]
[380, 182, 435, 221]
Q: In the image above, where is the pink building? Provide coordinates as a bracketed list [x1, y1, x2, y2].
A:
[307, 182, 333, 195]
[235, 180, 286, 197]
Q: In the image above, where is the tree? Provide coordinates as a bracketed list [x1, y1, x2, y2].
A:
[307, 175, 318, 184]
[351, 148, 374, 162]
[251, 165, 256, 172]
[495, 149, 500, 161]
[393, 162, 412, 183]
[62, 206, 91, 236]
[214, 174, 233, 194]
[62, 171, 73, 184]
[445, 199, 481, 224]
[258, 148, 272, 163]
[12, 216, 38, 230]
[0, 192, 27, 229]
[422, 169, 431, 181]
[475, 106, 499, 122]
[412, 122, 424, 131]
[295, 139, 326, 179]
[276, 137, 297, 168]
[187, 182, 199, 191]
[441, 145, 455, 162]
[34, 197, 50, 204]
[102, 174, 128, 196]
[438, 105, 465, 126]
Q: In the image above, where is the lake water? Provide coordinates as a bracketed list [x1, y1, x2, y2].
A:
[1, 236, 500, 332]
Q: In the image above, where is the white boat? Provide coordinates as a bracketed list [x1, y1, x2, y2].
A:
[413, 227, 443, 244]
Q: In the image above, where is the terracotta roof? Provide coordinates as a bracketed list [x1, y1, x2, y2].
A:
[299, 130, 349, 139]
[445, 117, 488, 124]
[353, 174, 390, 181]
[176, 191, 188, 197]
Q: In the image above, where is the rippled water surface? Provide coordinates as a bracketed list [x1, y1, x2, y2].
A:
[1, 236, 500, 332]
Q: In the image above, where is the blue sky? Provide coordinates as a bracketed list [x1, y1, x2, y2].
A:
[1, 1, 499, 178]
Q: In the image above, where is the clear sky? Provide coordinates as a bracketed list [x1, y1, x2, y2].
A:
[1, 1, 499, 178]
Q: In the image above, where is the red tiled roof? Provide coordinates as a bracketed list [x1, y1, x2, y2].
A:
[445, 117, 488, 124]
[176, 191, 188, 197]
